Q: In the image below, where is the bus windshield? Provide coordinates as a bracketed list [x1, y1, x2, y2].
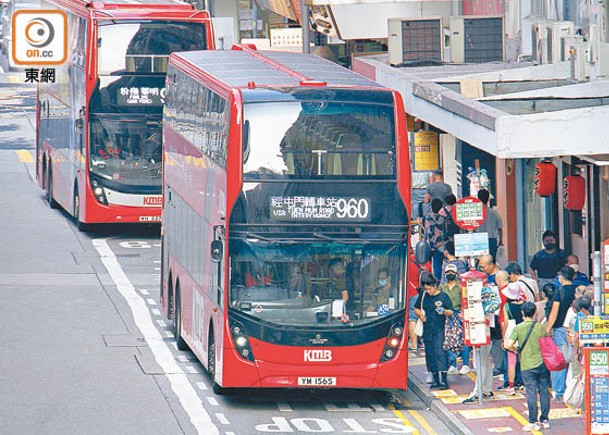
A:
[89, 115, 162, 191]
[243, 100, 395, 180]
[229, 241, 406, 326]
[97, 21, 207, 76]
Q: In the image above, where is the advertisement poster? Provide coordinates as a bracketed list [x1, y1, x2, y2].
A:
[413, 131, 440, 172]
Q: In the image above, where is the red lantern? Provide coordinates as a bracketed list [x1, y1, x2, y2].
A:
[563, 175, 586, 210]
[534, 161, 556, 196]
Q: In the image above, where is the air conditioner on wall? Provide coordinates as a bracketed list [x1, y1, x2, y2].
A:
[450, 15, 504, 63]
[532, 21, 550, 64]
[546, 21, 575, 63]
[388, 17, 444, 66]
[569, 41, 589, 81]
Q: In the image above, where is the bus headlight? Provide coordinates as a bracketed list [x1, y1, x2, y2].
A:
[381, 322, 404, 362]
[230, 319, 255, 362]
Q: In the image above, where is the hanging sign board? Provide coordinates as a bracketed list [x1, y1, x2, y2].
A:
[412, 131, 440, 172]
[579, 315, 609, 345]
[584, 347, 609, 435]
[455, 232, 490, 258]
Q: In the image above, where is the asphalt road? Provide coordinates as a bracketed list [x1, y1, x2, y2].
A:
[0, 70, 452, 435]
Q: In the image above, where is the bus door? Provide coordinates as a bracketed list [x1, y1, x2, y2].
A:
[210, 225, 225, 309]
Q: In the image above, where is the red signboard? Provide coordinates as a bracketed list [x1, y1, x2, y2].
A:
[452, 196, 487, 230]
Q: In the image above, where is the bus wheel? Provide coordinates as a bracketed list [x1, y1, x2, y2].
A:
[173, 284, 189, 351]
[45, 166, 58, 209]
[208, 329, 224, 395]
[73, 188, 89, 232]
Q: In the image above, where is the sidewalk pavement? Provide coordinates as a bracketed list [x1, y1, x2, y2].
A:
[403, 347, 584, 434]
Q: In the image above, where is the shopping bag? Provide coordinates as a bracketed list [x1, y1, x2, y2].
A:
[414, 316, 424, 337]
[443, 314, 464, 353]
[539, 336, 568, 371]
[564, 364, 584, 410]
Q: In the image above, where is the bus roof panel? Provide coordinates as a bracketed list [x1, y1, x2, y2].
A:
[173, 50, 380, 89]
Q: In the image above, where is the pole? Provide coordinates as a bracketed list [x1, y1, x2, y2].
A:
[475, 347, 483, 406]
[301, 0, 310, 53]
[592, 251, 602, 316]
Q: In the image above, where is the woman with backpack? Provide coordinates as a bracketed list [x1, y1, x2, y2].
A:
[500, 283, 525, 395]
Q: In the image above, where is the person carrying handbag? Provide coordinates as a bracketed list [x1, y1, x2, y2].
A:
[505, 302, 551, 432]
[500, 283, 525, 395]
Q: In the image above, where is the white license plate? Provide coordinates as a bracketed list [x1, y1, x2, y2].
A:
[298, 377, 336, 387]
[139, 216, 161, 222]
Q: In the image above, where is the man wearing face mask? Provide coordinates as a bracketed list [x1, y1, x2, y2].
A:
[369, 268, 396, 315]
[552, 254, 590, 288]
[441, 264, 471, 375]
[529, 230, 566, 288]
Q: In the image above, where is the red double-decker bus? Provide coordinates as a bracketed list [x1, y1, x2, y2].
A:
[36, 0, 214, 229]
[161, 47, 411, 392]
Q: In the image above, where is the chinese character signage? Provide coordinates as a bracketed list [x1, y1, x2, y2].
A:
[412, 131, 440, 172]
[117, 87, 166, 106]
[269, 196, 371, 222]
[579, 315, 609, 344]
[452, 196, 487, 230]
[12, 10, 67, 66]
[584, 348, 609, 435]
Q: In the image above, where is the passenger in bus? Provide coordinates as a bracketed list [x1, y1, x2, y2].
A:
[367, 268, 396, 316]
[244, 262, 273, 287]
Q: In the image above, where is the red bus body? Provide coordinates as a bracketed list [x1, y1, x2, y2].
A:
[162, 48, 411, 391]
[36, 0, 214, 227]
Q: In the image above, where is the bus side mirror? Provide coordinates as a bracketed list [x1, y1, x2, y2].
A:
[210, 240, 223, 263]
[414, 241, 431, 265]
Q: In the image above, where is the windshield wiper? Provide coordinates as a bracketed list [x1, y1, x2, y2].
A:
[313, 231, 338, 242]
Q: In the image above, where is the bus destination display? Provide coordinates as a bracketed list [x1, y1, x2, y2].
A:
[117, 87, 166, 106]
[269, 196, 371, 222]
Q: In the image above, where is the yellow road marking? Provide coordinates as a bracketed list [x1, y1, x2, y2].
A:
[504, 406, 543, 435]
[408, 409, 437, 435]
[458, 407, 511, 419]
[15, 150, 34, 163]
[467, 371, 477, 382]
[9, 74, 21, 84]
[388, 403, 420, 434]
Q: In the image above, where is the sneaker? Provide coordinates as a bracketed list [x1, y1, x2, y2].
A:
[541, 420, 550, 429]
[447, 366, 458, 375]
[497, 384, 510, 391]
[483, 391, 495, 399]
[523, 422, 541, 432]
[506, 387, 516, 396]
[462, 395, 479, 404]
[492, 368, 502, 377]
[459, 365, 470, 375]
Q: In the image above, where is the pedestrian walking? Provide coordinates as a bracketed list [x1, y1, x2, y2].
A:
[529, 230, 566, 288]
[499, 283, 525, 395]
[423, 198, 447, 280]
[440, 264, 471, 375]
[553, 254, 591, 288]
[414, 272, 454, 390]
[440, 194, 461, 244]
[506, 262, 539, 302]
[440, 241, 468, 284]
[545, 266, 577, 402]
[505, 302, 551, 432]
[425, 169, 452, 202]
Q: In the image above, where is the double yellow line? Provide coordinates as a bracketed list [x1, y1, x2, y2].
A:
[388, 401, 438, 435]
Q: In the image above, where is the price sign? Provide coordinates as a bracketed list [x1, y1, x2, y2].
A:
[452, 196, 487, 230]
[269, 196, 371, 222]
[585, 347, 609, 435]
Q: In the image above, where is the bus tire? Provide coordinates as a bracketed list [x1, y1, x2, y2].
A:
[173, 284, 189, 351]
[208, 328, 224, 395]
[45, 164, 58, 209]
[73, 187, 89, 232]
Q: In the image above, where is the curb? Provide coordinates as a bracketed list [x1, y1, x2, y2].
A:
[403, 370, 474, 435]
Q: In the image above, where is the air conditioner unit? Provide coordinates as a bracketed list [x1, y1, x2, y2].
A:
[388, 17, 444, 66]
[532, 21, 550, 64]
[569, 41, 589, 81]
[545, 21, 575, 63]
[588, 24, 598, 63]
[450, 15, 504, 63]
[562, 35, 585, 63]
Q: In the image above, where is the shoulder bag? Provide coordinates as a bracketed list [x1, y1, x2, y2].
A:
[539, 335, 568, 371]
[517, 321, 536, 359]
[414, 292, 425, 337]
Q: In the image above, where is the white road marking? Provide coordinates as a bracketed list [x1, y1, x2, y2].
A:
[156, 320, 167, 328]
[154, 267, 161, 271]
[92, 238, 219, 435]
[153, 260, 161, 263]
[176, 355, 190, 363]
[185, 365, 198, 374]
[196, 382, 208, 390]
[147, 298, 157, 306]
[277, 403, 293, 412]
[151, 308, 161, 316]
[215, 413, 230, 425]
[206, 397, 219, 406]
[164, 331, 174, 338]
[140, 289, 150, 295]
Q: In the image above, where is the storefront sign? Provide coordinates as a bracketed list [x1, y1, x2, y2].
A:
[579, 315, 609, 344]
[454, 232, 490, 258]
[269, 196, 371, 222]
[584, 347, 609, 435]
[452, 196, 487, 230]
[412, 131, 440, 172]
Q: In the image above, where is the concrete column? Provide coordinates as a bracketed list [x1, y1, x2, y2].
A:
[495, 158, 517, 261]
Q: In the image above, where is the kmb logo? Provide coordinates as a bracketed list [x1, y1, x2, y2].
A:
[143, 196, 162, 206]
[13, 10, 67, 66]
[304, 349, 332, 362]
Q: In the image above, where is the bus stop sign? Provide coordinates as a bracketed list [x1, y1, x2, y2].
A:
[452, 196, 487, 231]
